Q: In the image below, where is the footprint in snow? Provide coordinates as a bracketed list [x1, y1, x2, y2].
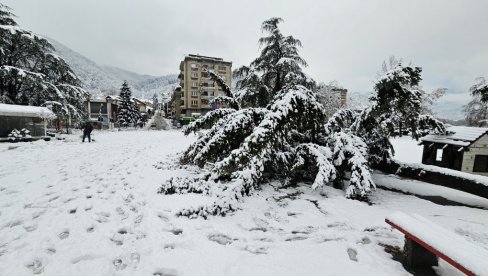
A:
[25, 258, 44, 274]
[208, 233, 234, 245]
[153, 268, 179, 276]
[357, 236, 371, 245]
[113, 258, 127, 271]
[48, 196, 59, 202]
[285, 235, 308, 242]
[243, 245, 268, 255]
[23, 222, 37, 232]
[58, 229, 70, 239]
[347, 248, 358, 262]
[32, 210, 45, 219]
[157, 212, 169, 222]
[134, 214, 143, 225]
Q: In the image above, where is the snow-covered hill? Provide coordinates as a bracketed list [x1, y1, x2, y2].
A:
[49, 39, 178, 99]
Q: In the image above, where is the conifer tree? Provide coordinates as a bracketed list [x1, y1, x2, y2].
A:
[117, 81, 139, 127]
[464, 77, 488, 126]
[470, 77, 488, 104]
[233, 18, 315, 108]
[160, 18, 374, 218]
[0, 4, 87, 121]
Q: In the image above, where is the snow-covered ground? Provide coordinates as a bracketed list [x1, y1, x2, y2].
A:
[0, 131, 487, 275]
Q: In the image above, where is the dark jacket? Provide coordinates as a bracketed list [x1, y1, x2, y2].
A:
[83, 123, 94, 134]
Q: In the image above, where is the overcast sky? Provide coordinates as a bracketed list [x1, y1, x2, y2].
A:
[4, 0, 488, 117]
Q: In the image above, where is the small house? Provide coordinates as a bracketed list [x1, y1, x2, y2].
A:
[85, 96, 120, 129]
[0, 103, 55, 141]
[420, 126, 488, 176]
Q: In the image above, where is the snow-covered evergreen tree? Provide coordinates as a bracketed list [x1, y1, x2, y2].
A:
[233, 18, 315, 108]
[464, 77, 488, 126]
[117, 81, 140, 127]
[470, 77, 488, 104]
[0, 4, 87, 121]
[160, 23, 446, 219]
[160, 18, 375, 218]
[351, 62, 446, 163]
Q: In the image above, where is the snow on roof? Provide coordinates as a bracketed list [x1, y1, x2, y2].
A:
[0, 103, 55, 118]
[421, 126, 488, 147]
[185, 54, 232, 64]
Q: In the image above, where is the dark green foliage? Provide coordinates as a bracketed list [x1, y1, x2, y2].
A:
[0, 4, 87, 120]
[470, 77, 488, 104]
[117, 81, 140, 127]
[234, 18, 315, 108]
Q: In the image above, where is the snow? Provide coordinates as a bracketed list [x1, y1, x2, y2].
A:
[421, 126, 488, 147]
[374, 172, 488, 209]
[386, 211, 488, 275]
[0, 130, 487, 275]
[0, 103, 55, 119]
[390, 136, 423, 163]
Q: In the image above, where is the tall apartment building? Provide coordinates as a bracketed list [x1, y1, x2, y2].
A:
[177, 54, 232, 117]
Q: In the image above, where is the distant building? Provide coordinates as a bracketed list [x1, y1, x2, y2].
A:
[332, 88, 348, 108]
[176, 54, 232, 117]
[420, 126, 488, 176]
[0, 103, 55, 141]
[85, 96, 150, 129]
[85, 96, 119, 129]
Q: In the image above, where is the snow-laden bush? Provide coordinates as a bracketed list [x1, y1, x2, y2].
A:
[8, 128, 32, 142]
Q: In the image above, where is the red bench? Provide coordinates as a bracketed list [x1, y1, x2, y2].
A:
[385, 212, 488, 275]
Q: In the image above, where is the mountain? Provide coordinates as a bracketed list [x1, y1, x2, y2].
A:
[48, 38, 178, 100]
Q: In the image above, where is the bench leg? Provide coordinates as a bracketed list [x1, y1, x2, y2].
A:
[404, 236, 438, 269]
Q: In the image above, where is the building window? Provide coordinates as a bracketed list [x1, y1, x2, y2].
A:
[192, 91, 198, 97]
[201, 99, 209, 105]
[191, 63, 198, 68]
[191, 100, 198, 105]
[191, 82, 198, 87]
[208, 83, 214, 87]
[218, 66, 226, 71]
[473, 155, 488, 172]
[191, 72, 198, 78]
[436, 149, 443, 162]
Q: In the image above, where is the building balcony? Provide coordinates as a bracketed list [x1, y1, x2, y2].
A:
[201, 86, 215, 90]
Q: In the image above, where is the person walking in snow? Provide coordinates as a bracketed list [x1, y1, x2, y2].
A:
[82, 122, 94, 143]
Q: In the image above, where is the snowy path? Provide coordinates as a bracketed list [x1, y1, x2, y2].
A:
[0, 131, 487, 275]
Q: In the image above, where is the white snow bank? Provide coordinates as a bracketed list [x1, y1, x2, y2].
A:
[0, 103, 55, 118]
[395, 160, 488, 187]
[374, 173, 488, 209]
[386, 211, 488, 275]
